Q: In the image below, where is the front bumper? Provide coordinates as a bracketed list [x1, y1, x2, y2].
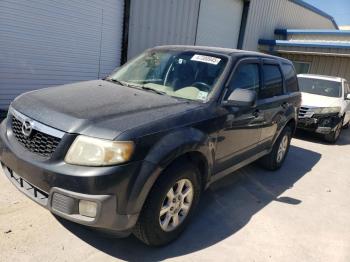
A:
[1, 163, 136, 236]
[297, 114, 342, 134]
[0, 119, 156, 236]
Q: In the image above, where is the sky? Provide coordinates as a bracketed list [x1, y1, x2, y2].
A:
[304, 0, 350, 26]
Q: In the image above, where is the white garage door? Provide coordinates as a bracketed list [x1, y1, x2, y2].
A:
[0, 0, 124, 110]
[196, 0, 243, 49]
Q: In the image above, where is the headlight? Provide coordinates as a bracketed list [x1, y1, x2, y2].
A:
[313, 107, 341, 114]
[65, 135, 134, 166]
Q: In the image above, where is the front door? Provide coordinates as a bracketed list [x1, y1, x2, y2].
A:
[214, 59, 264, 173]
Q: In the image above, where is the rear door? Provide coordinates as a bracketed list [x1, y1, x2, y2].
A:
[258, 59, 289, 149]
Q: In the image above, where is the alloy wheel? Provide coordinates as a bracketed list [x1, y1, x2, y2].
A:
[276, 134, 289, 163]
[159, 179, 194, 232]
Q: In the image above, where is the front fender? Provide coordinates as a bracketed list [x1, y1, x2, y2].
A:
[125, 127, 212, 214]
[145, 127, 211, 167]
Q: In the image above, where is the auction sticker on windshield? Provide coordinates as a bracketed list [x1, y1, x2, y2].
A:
[191, 54, 221, 65]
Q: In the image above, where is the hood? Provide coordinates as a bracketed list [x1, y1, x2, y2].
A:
[11, 80, 201, 139]
[301, 92, 341, 108]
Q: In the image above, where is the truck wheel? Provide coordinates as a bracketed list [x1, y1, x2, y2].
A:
[324, 120, 343, 143]
[133, 162, 201, 246]
[259, 126, 292, 171]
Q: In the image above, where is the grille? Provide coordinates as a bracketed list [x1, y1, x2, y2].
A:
[11, 116, 61, 158]
[299, 107, 314, 118]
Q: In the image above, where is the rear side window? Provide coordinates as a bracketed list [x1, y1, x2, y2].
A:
[227, 63, 260, 98]
[345, 82, 350, 96]
[282, 63, 299, 93]
[260, 64, 283, 99]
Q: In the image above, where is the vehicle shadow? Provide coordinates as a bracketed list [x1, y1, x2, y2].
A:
[295, 127, 350, 146]
[57, 144, 321, 261]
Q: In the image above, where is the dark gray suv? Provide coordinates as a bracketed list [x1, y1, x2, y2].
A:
[0, 46, 301, 246]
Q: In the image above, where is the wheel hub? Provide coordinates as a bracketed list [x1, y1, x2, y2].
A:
[159, 178, 194, 232]
[276, 134, 289, 163]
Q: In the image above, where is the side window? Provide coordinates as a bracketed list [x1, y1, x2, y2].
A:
[260, 64, 283, 99]
[345, 82, 350, 95]
[282, 63, 299, 93]
[226, 63, 260, 99]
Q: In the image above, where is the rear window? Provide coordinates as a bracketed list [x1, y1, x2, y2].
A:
[282, 63, 299, 93]
[298, 77, 341, 98]
[260, 64, 283, 99]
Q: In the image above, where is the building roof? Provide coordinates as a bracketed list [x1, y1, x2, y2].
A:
[275, 29, 350, 36]
[290, 0, 338, 29]
[258, 39, 350, 50]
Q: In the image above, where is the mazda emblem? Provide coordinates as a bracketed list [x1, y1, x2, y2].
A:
[21, 120, 33, 137]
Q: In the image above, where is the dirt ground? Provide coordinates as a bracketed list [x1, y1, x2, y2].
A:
[1, 129, 350, 262]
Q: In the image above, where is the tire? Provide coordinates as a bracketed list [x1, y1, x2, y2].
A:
[259, 126, 292, 171]
[343, 120, 349, 129]
[324, 119, 343, 143]
[133, 161, 201, 246]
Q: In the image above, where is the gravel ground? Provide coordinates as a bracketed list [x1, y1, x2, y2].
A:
[1, 129, 350, 262]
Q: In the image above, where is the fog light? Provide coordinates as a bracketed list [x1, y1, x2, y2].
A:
[79, 200, 97, 218]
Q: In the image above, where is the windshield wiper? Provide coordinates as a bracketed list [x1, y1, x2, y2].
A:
[104, 78, 166, 95]
[104, 78, 127, 86]
[140, 86, 167, 95]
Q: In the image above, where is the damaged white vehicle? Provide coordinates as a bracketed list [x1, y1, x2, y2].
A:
[297, 74, 350, 143]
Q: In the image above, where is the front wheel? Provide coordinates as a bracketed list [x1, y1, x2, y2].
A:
[259, 126, 292, 170]
[133, 162, 201, 246]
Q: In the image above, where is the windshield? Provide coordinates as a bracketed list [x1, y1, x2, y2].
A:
[298, 77, 342, 98]
[109, 50, 228, 101]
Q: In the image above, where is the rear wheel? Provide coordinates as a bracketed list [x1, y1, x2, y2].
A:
[133, 162, 201, 246]
[259, 126, 292, 171]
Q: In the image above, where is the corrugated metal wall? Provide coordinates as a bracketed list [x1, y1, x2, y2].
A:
[243, 0, 336, 51]
[0, 0, 124, 110]
[281, 53, 350, 81]
[127, 0, 200, 60]
[195, 0, 243, 49]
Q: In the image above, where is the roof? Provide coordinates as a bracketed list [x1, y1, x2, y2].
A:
[258, 39, 350, 50]
[290, 0, 338, 29]
[152, 45, 292, 62]
[275, 29, 350, 36]
[152, 45, 238, 55]
[298, 74, 344, 82]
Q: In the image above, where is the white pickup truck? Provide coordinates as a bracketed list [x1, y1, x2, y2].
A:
[297, 74, 350, 143]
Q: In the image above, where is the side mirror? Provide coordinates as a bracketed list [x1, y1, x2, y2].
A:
[346, 94, 350, 100]
[224, 88, 257, 107]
